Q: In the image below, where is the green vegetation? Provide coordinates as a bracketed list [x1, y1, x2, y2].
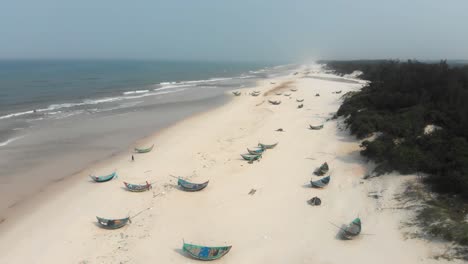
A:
[322, 60, 468, 258]
[321, 60, 468, 198]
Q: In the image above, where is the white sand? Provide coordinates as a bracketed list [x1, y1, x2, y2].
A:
[0, 65, 460, 263]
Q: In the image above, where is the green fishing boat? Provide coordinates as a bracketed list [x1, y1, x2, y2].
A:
[247, 147, 265, 155]
[134, 144, 154, 153]
[258, 142, 278, 149]
[89, 172, 117, 183]
[342, 218, 362, 239]
[183, 242, 232, 260]
[241, 153, 262, 161]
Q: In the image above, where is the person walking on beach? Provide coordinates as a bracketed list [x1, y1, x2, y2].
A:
[131, 155, 134, 162]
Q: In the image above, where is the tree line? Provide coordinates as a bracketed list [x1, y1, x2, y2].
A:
[320, 60, 468, 198]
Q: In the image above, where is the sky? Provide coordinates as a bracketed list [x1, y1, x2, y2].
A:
[0, 0, 467, 62]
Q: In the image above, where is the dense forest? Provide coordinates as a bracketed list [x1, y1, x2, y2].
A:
[320, 60, 468, 198]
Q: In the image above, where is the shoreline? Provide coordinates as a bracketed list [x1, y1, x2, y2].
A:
[0, 93, 234, 231]
[0, 65, 461, 263]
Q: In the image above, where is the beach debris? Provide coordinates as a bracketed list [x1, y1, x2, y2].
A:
[308, 196, 321, 206]
[297, 104, 303, 109]
[315, 93, 320, 96]
[293, 72, 299, 75]
[248, 189, 257, 195]
[270, 82, 276, 84]
[275, 128, 284, 132]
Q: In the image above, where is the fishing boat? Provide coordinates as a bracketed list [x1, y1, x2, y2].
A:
[241, 153, 262, 161]
[250, 92, 260, 97]
[308, 196, 322, 206]
[314, 162, 329, 176]
[283, 93, 291, 96]
[309, 124, 324, 130]
[178, 178, 209, 192]
[247, 147, 265, 155]
[268, 100, 281, 105]
[342, 218, 362, 239]
[134, 144, 154, 153]
[311, 175, 330, 188]
[258, 142, 278, 149]
[96, 216, 130, 229]
[275, 92, 282, 95]
[290, 88, 297, 92]
[296, 99, 304, 102]
[315, 93, 320, 96]
[232, 91, 241, 96]
[183, 242, 232, 260]
[89, 172, 117, 183]
[123, 181, 152, 192]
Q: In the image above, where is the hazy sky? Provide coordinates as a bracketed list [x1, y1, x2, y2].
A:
[1, 0, 467, 62]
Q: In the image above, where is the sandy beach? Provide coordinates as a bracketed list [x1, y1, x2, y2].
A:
[0, 65, 460, 264]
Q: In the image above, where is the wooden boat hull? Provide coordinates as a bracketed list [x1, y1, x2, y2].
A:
[342, 218, 361, 239]
[178, 179, 209, 192]
[134, 144, 154, 153]
[296, 99, 304, 102]
[311, 175, 330, 188]
[258, 142, 278, 149]
[90, 172, 117, 183]
[124, 181, 152, 192]
[96, 216, 130, 229]
[232, 91, 241, 96]
[183, 242, 232, 261]
[268, 100, 281, 105]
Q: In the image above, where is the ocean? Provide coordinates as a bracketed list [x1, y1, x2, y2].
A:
[0, 59, 295, 216]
